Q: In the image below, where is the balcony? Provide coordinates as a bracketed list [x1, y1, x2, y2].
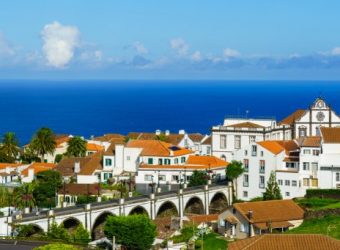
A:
[251, 151, 257, 157]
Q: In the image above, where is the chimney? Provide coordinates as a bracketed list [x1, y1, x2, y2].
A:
[247, 210, 253, 237]
[74, 161, 80, 173]
[165, 130, 170, 136]
[155, 129, 161, 136]
[28, 169, 35, 179]
[179, 129, 185, 135]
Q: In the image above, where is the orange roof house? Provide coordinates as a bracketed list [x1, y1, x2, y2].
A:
[320, 127, 340, 143]
[21, 162, 56, 177]
[86, 143, 105, 152]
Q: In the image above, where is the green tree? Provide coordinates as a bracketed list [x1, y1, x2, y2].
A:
[47, 221, 70, 242]
[71, 224, 90, 244]
[226, 160, 245, 199]
[0, 186, 11, 208]
[188, 170, 208, 187]
[156, 133, 169, 142]
[14, 183, 36, 210]
[33, 170, 62, 208]
[54, 154, 63, 163]
[104, 214, 157, 250]
[0, 132, 19, 162]
[66, 136, 87, 157]
[263, 171, 282, 200]
[30, 127, 56, 162]
[20, 145, 40, 163]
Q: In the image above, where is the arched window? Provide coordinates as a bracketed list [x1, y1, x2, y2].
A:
[298, 126, 307, 137]
[221, 155, 226, 161]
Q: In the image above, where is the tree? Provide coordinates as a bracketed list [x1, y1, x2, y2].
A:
[71, 224, 90, 244]
[226, 160, 245, 199]
[188, 170, 208, 187]
[30, 127, 56, 162]
[14, 183, 36, 210]
[47, 221, 70, 242]
[0, 132, 19, 161]
[0, 186, 11, 208]
[104, 214, 157, 250]
[66, 136, 87, 157]
[20, 145, 40, 163]
[33, 170, 62, 208]
[263, 171, 282, 200]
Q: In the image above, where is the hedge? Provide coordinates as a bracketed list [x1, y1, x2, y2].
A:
[306, 189, 340, 199]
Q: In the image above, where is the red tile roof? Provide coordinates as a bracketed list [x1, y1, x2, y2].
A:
[320, 127, 340, 143]
[278, 109, 305, 126]
[296, 136, 322, 147]
[21, 162, 56, 177]
[227, 122, 264, 129]
[127, 140, 193, 156]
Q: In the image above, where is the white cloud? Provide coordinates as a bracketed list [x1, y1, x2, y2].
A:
[133, 41, 148, 54]
[0, 32, 15, 57]
[191, 51, 202, 62]
[170, 38, 189, 56]
[41, 21, 80, 68]
[223, 48, 240, 58]
[331, 47, 340, 56]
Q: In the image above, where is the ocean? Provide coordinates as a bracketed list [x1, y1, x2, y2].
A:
[0, 80, 340, 144]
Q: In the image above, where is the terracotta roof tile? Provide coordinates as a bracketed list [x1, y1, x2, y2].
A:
[188, 214, 218, 224]
[58, 183, 101, 196]
[86, 143, 105, 152]
[227, 122, 265, 129]
[127, 140, 193, 156]
[233, 200, 304, 224]
[228, 234, 340, 250]
[92, 133, 125, 142]
[320, 127, 340, 143]
[127, 132, 185, 145]
[296, 136, 322, 147]
[201, 136, 211, 145]
[186, 155, 228, 168]
[188, 133, 204, 142]
[257, 140, 299, 155]
[278, 109, 305, 126]
[21, 162, 56, 177]
[0, 163, 24, 170]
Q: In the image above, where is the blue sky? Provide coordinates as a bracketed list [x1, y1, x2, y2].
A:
[1, 1, 340, 79]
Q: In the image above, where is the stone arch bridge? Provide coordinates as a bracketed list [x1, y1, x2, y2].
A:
[2, 183, 232, 240]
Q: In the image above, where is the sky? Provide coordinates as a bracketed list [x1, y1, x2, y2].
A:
[1, 1, 340, 80]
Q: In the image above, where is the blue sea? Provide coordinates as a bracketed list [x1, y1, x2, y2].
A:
[1, 80, 340, 144]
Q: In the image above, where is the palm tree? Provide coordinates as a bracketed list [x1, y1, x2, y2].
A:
[226, 160, 245, 200]
[66, 136, 87, 157]
[0, 132, 19, 162]
[30, 127, 56, 162]
[14, 183, 36, 210]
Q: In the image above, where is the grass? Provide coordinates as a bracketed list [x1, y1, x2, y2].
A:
[287, 215, 340, 240]
[195, 233, 227, 250]
[294, 197, 339, 210]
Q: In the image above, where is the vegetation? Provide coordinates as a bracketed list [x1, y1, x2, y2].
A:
[188, 170, 208, 187]
[287, 215, 340, 240]
[295, 197, 339, 210]
[14, 183, 36, 210]
[306, 189, 340, 199]
[263, 171, 282, 200]
[54, 154, 63, 163]
[171, 226, 197, 244]
[156, 133, 169, 142]
[226, 160, 244, 199]
[72, 224, 90, 244]
[34, 170, 63, 208]
[34, 243, 80, 250]
[30, 127, 56, 162]
[75, 195, 97, 205]
[0, 132, 19, 162]
[47, 221, 71, 242]
[195, 233, 227, 250]
[17, 224, 44, 237]
[250, 196, 263, 202]
[0, 186, 12, 208]
[20, 145, 41, 163]
[66, 136, 87, 157]
[104, 214, 157, 250]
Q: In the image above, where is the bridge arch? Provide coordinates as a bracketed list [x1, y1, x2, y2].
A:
[184, 196, 205, 215]
[156, 201, 179, 218]
[61, 217, 81, 232]
[209, 192, 228, 214]
[128, 206, 149, 216]
[18, 223, 44, 237]
[91, 211, 115, 240]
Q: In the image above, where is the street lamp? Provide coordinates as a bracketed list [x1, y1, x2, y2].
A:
[149, 175, 156, 194]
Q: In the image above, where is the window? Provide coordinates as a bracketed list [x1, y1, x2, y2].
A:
[126, 156, 131, 161]
[243, 191, 248, 198]
[259, 160, 265, 173]
[315, 127, 320, 136]
[243, 174, 249, 187]
[172, 175, 179, 182]
[278, 179, 283, 185]
[303, 149, 311, 154]
[164, 159, 171, 165]
[207, 146, 211, 155]
[313, 150, 320, 156]
[311, 178, 318, 187]
[158, 159, 163, 165]
[303, 162, 310, 171]
[174, 158, 178, 164]
[336, 173, 340, 182]
[260, 151, 264, 157]
[240, 223, 249, 233]
[285, 180, 290, 186]
[298, 126, 307, 137]
[144, 175, 153, 181]
[148, 158, 153, 164]
[220, 135, 227, 149]
[245, 150, 248, 156]
[292, 180, 297, 187]
[249, 136, 256, 143]
[159, 175, 166, 181]
[259, 175, 265, 188]
[285, 192, 290, 197]
[181, 157, 186, 163]
[311, 162, 318, 172]
[303, 178, 310, 186]
[235, 135, 241, 149]
[243, 159, 249, 172]
[251, 145, 257, 156]
[105, 158, 112, 166]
